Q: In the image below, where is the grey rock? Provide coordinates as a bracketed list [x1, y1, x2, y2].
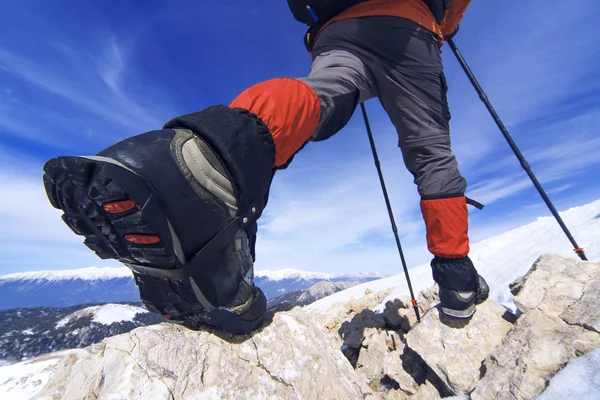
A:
[406, 295, 513, 395]
[417, 284, 439, 314]
[37, 308, 372, 400]
[511, 254, 600, 334]
[382, 348, 421, 396]
[384, 389, 409, 400]
[357, 329, 389, 390]
[314, 288, 394, 345]
[344, 329, 366, 349]
[471, 310, 600, 400]
[561, 276, 600, 333]
[383, 300, 407, 331]
[339, 309, 387, 349]
[408, 380, 441, 400]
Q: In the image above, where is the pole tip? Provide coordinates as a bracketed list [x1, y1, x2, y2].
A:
[574, 248, 588, 261]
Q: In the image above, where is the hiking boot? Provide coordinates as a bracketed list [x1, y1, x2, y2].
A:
[43, 122, 269, 334]
[439, 275, 490, 318]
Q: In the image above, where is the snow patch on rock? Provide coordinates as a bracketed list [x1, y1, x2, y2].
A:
[0, 350, 85, 399]
[536, 348, 600, 400]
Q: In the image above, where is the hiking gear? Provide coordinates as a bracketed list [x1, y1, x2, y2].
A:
[295, 17, 475, 299]
[287, 0, 453, 26]
[447, 38, 588, 262]
[421, 197, 470, 258]
[361, 102, 421, 323]
[305, 17, 467, 199]
[230, 78, 320, 168]
[439, 274, 489, 318]
[431, 256, 479, 292]
[43, 105, 276, 334]
[287, 0, 367, 26]
[287, 0, 472, 51]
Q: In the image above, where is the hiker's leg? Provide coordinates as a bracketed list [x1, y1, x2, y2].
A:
[363, 17, 479, 292]
[231, 50, 375, 169]
[43, 32, 375, 334]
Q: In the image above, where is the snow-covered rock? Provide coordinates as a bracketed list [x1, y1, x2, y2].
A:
[471, 310, 600, 400]
[536, 347, 600, 400]
[470, 255, 600, 400]
[0, 350, 85, 400]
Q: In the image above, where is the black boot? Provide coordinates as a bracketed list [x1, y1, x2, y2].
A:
[43, 106, 275, 334]
[432, 255, 489, 319]
[439, 274, 490, 318]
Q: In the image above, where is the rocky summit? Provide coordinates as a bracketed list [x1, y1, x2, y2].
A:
[17, 254, 600, 399]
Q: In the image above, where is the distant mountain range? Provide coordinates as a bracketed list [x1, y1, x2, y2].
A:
[0, 303, 164, 363]
[0, 280, 362, 363]
[0, 267, 382, 311]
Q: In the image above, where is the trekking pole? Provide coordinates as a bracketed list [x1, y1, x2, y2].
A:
[360, 103, 421, 322]
[447, 38, 588, 262]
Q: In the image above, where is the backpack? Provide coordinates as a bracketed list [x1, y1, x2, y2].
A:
[286, 0, 451, 50]
[286, 0, 368, 26]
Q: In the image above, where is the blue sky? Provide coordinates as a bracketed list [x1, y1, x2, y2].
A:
[1, 0, 599, 275]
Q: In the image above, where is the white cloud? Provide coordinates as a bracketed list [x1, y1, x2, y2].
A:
[0, 38, 171, 144]
[255, 156, 430, 274]
[0, 152, 119, 273]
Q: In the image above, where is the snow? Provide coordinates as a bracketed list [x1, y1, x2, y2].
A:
[0, 349, 84, 400]
[0, 266, 131, 282]
[55, 304, 148, 328]
[308, 199, 600, 314]
[92, 304, 147, 325]
[535, 348, 600, 399]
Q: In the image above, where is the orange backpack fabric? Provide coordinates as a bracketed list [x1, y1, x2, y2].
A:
[317, 0, 471, 43]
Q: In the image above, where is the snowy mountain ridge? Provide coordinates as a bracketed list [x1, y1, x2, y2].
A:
[254, 268, 381, 281]
[0, 266, 381, 284]
[0, 266, 131, 282]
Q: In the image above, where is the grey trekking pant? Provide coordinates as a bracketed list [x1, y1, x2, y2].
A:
[299, 16, 467, 199]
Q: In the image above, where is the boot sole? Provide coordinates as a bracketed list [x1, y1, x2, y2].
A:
[42, 156, 195, 318]
[43, 156, 265, 334]
[43, 156, 184, 268]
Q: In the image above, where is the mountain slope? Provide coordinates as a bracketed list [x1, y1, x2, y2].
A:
[307, 199, 600, 314]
